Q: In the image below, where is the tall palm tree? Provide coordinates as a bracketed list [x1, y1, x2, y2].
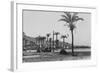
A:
[61, 35, 67, 48]
[54, 32, 60, 49]
[46, 33, 50, 48]
[60, 35, 68, 55]
[54, 32, 60, 41]
[49, 38, 52, 48]
[35, 36, 43, 52]
[40, 37, 46, 51]
[41, 37, 46, 45]
[46, 33, 50, 42]
[59, 12, 84, 56]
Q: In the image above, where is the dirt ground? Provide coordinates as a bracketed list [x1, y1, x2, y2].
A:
[23, 51, 91, 62]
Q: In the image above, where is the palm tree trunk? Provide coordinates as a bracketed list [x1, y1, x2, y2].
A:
[63, 38, 64, 49]
[47, 37, 48, 49]
[53, 31, 54, 52]
[71, 30, 74, 55]
[56, 35, 58, 49]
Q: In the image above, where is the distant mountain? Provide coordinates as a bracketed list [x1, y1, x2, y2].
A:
[23, 33, 36, 42]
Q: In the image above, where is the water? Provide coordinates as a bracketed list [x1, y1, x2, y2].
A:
[55, 48, 91, 52]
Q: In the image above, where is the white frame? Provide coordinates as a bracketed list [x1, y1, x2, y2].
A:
[11, 1, 97, 72]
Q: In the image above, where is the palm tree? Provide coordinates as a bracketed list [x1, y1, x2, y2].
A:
[54, 32, 60, 49]
[54, 32, 60, 41]
[41, 37, 46, 45]
[52, 31, 55, 52]
[46, 33, 50, 48]
[59, 35, 69, 55]
[46, 33, 50, 41]
[40, 36, 46, 52]
[59, 12, 84, 56]
[49, 38, 52, 49]
[35, 36, 43, 52]
[61, 35, 67, 48]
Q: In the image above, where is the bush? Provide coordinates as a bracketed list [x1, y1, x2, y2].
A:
[59, 49, 68, 55]
[37, 49, 41, 53]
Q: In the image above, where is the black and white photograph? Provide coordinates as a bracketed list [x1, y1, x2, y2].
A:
[22, 10, 91, 62]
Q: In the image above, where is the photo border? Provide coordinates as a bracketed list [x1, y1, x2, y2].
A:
[11, 1, 97, 71]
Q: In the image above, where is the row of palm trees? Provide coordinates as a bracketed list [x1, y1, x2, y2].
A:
[23, 31, 69, 53]
[37, 31, 68, 49]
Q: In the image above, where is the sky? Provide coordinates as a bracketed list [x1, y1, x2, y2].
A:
[23, 10, 91, 46]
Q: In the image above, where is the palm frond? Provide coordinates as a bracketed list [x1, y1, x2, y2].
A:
[64, 12, 71, 18]
[58, 12, 84, 31]
[72, 12, 84, 22]
[47, 33, 50, 37]
[68, 24, 76, 30]
[64, 12, 72, 22]
[72, 16, 84, 22]
[61, 35, 66, 38]
[54, 32, 60, 35]
[61, 15, 69, 20]
[72, 16, 78, 22]
[75, 18, 84, 22]
[58, 18, 69, 23]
